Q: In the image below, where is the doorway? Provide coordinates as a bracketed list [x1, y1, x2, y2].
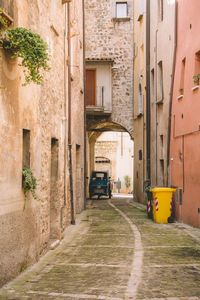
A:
[50, 138, 59, 239]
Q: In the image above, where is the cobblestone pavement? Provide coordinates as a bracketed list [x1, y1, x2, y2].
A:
[0, 196, 200, 300]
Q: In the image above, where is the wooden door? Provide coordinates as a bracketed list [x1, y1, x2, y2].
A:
[86, 69, 96, 105]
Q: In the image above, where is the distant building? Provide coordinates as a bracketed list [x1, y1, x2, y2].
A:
[95, 132, 134, 193]
[0, 0, 85, 286]
[85, 0, 134, 193]
[170, 0, 200, 227]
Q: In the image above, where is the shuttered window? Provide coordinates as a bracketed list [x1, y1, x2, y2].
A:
[86, 69, 96, 106]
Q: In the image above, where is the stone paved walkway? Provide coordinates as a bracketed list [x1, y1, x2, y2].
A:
[0, 196, 200, 300]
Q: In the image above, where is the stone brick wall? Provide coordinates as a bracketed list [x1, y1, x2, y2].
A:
[85, 0, 134, 137]
[0, 0, 84, 286]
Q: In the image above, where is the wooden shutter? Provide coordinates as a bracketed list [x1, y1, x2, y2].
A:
[86, 69, 96, 106]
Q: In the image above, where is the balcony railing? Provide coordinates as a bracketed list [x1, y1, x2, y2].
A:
[96, 86, 104, 107]
[86, 85, 111, 115]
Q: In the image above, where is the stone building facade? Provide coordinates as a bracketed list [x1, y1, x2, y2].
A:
[133, 0, 175, 204]
[85, 0, 134, 184]
[133, 0, 147, 203]
[150, 0, 175, 188]
[0, 0, 85, 286]
[170, 0, 200, 227]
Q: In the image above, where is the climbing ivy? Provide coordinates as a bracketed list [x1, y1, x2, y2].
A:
[22, 166, 40, 209]
[0, 9, 50, 85]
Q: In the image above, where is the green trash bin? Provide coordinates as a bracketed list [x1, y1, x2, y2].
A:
[145, 187, 153, 219]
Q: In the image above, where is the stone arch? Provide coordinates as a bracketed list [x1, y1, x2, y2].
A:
[86, 119, 134, 197]
[87, 119, 134, 142]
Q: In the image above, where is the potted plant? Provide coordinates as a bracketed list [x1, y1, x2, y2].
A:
[193, 73, 200, 85]
[0, 9, 50, 85]
[179, 88, 184, 95]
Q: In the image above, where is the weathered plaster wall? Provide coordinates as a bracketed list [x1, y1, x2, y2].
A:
[150, 0, 175, 187]
[85, 0, 134, 137]
[170, 0, 200, 227]
[0, 0, 84, 286]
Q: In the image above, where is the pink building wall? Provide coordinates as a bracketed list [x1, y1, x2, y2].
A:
[170, 0, 200, 227]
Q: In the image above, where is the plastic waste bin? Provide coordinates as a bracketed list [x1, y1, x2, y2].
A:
[150, 187, 176, 223]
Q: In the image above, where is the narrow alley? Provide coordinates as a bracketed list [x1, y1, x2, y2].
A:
[1, 196, 200, 300]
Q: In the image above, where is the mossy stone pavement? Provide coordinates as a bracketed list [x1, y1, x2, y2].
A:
[0, 196, 200, 300]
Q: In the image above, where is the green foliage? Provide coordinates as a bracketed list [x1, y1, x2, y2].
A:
[193, 74, 200, 85]
[22, 166, 40, 209]
[0, 25, 50, 85]
[124, 175, 131, 189]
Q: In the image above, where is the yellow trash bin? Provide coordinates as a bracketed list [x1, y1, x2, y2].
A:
[150, 188, 176, 223]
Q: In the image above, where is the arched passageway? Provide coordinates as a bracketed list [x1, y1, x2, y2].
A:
[86, 121, 134, 198]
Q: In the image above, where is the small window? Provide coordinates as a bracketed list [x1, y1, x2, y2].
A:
[138, 0, 144, 21]
[193, 52, 200, 85]
[138, 83, 143, 115]
[22, 129, 30, 168]
[116, 2, 127, 18]
[157, 61, 163, 102]
[151, 68, 155, 99]
[139, 150, 142, 161]
[179, 58, 186, 94]
[158, 0, 164, 22]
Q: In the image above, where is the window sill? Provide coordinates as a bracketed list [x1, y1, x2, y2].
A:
[137, 14, 143, 22]
[177, 94, 184, 100]
[137, 113, 143, 118]
[112, 17, 131, 23]
[0, 10, 13, 29]
[192, 85, 200, 91]
[156, 99, 164, 105]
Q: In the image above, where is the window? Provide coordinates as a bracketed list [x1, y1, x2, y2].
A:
[179, 58, 185, 94]
[158, 0, 164, 21]
[194, 52, 200, 85]
[22, 129, 30, 168]
[138, 0, 144, 21]
[138, 83, 143, 115]
[157, 61, 163, 102]
[86, 69, 96, 106]
[116, 2, 127, 18]
[160, 159, 164, 186]
[151, 68, 155, 99]
[139, 150, 142, 161]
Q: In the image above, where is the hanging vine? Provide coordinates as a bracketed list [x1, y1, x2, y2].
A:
[22, 167, 41, 209]
[0, 9, 50, 85]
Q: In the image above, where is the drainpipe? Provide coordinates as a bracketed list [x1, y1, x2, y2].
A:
[155, 29, 158, 185]
[167, 1, 177, 187]
[67, 1, 75, 225]
[82, 0, 87, 210]
[60, 3, 67, 230]
[146, 0, 151, 185]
